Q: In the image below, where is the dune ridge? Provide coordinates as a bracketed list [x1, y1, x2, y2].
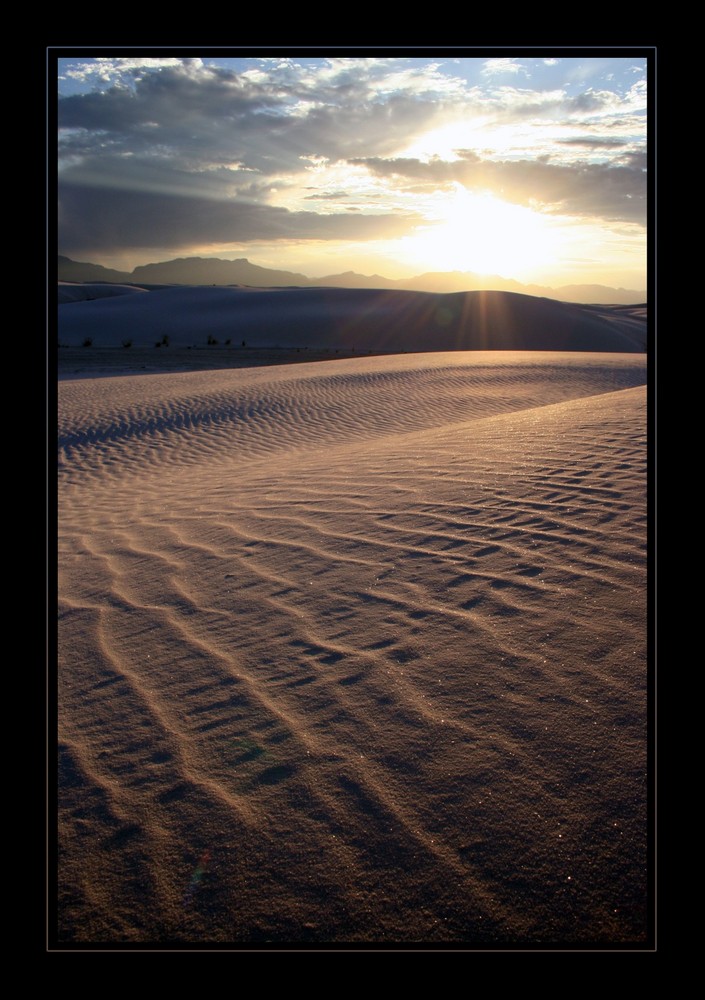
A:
[58, 285, 646, 353]
[57, 351, 648, 945]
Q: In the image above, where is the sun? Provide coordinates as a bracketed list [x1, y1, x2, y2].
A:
[400, 185, 562, 278]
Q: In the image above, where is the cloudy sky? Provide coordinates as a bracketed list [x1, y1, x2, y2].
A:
[56, 51, 648, 288]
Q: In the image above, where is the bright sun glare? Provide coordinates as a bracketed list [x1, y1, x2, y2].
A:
[402, 187, 561, 278]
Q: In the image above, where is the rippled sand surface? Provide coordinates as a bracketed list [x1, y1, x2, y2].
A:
[57, 351, 648, 946]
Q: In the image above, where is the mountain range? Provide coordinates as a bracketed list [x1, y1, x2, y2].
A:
[57, 255, 646, 305]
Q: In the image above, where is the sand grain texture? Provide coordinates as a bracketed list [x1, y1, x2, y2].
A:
[57, 351, 648, 946]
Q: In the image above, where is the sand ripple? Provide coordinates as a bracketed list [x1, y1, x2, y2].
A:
[59, 352, 645, 482]
[57, 353, 648, 944]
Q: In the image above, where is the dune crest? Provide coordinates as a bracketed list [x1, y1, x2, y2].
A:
[58, 285, 646, 353]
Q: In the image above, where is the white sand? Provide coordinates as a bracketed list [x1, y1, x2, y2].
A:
[58, 284, 646, 353]
[57, 348, 649, 946]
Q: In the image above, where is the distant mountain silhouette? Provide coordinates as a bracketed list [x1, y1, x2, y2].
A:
[58, 255, 133, 284]
[312, 270, 399, 289]
[58, 255, 646, 305]
[131, 256, 311, 287]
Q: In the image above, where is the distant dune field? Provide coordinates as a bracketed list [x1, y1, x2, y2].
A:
[57, 348, 649, 946]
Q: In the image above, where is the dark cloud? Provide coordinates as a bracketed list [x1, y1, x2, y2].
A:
[58, 62, 445, 177]
[59, 154, 247, 201]
[287, 94, 445, 163]
[568, 90, 612, 112]
[59, 65, 277, 134]
[351, 151, 646, 224]
[58, 182, 423, 255]
[557, 137, 630, 147]
[622, 151, 647, 170]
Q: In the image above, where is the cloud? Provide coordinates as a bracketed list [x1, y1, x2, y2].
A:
[485, 86, 621, 122]
[58, 60, 452, 183]
[56, 57, 648, 264]
[568, 88, 614, 112]
[482, 58, 527, 76]
[57, 59, 450, 257]
[303, 190, 351, 200]
[59, 57, 197, 87]
[58, 182, 423, 255]
[59, 63, 281, 148]
[350, 151, 646, 224]
[557, 137, 631, 148]
[59, 152, 256, 202]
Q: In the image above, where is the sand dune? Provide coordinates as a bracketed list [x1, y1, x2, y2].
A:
[58, 282, 149, 305]
[56, 351, 648, 946]
[58, 284, 646, 353]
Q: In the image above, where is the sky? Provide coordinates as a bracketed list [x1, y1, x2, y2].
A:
[56, 51, 649, 290]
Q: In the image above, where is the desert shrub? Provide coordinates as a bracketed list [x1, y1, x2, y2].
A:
[82, 338, 92, 347]
[207, 335, 219, 345]
[161, 335, 169, 347]
[122, 339, 132, 349]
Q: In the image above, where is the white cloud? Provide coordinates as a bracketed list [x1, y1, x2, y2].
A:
[62, 57, 196, 85]
[482, 58, 527, 76]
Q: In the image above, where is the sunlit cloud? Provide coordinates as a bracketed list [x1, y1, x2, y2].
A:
[350, 151, 646, 224]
